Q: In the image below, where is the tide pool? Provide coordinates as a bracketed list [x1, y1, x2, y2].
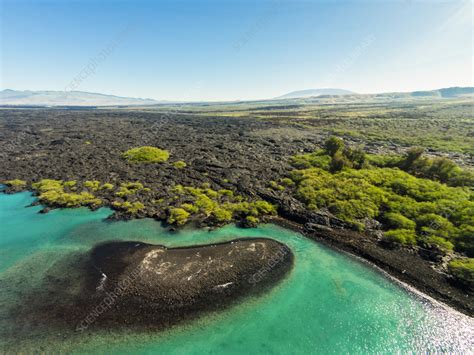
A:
[0, 192, 472, 353]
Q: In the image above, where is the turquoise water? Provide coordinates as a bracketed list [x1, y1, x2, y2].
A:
[0, 191, 472, 353]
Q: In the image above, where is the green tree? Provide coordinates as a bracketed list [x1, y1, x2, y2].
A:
[401, 147, 425, 170]
[344, 147, 366, 169]
[324, 136, 345, 156]
[329, 151, 352, 172]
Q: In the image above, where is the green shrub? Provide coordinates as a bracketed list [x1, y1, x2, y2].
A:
[4, 179, 27, 187]
[112, 201, 144, 214]
[386, 149, 474, 187]
[426, 158, 459, 182]
[181, 203, 199, 213]
[195, 194, 218, 216]
[172, 184, 185, 194]
[204, 188, 219, 199]
[218, 189, 234, 197]
[291, 151, 331, 169]
[448, 258, 474, 288]
[212, 207, 233, 222]
[168, 208, 190, 225]
[421, 235, 454, 251]
[269, 181, 285, 191]
[455, 224, 474, 257]
[449, 168, 474, 187]
[415, 213, 455, 238]
[163, 185, 278, 225]
[31, 179, 101, 208]
[366, 154, 403, 168]
[280, 178, 295, 187]
[129, 201, 145, 213]
[126, 182, 144, 189]
[63, 180, 77, 188]
[115, 182, 144, 197]
[39, 190, 101, 208]
[400, 147, 425, 170]
[296, 142, 472, 187]
[383, 229, 417, 245]
[100, 183, 114, 190]
[252, 200, 277, 215]
[173, 160, 187, 169]
[383, 212, 416, 230]
[32, 179, 63, 192]
[292, 167, 386, 224]
[84, 180, 101, 191]
[344, 147, 366, 169]
[246, 216, 260, 225]
[122, 146, 170, 163]
[293, 144, 366, 173]
[329, 151, 353, 172]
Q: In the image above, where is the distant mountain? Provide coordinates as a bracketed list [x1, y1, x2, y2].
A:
[276, 88, 356, 99]
[1, 86, 472, 107]
[0, 89, 162, 106]
[411, 87, 474, 98]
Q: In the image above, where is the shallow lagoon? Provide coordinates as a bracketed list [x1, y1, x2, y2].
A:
[0, 192, 472, 353]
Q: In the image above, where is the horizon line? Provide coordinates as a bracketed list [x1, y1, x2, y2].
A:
[1, 84, 473, 104]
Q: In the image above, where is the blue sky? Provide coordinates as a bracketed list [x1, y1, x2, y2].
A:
[1, 0, 472, 101]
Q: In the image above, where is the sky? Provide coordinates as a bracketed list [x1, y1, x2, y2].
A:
[0, 0, 472, 101]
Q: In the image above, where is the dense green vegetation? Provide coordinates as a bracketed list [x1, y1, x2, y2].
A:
[289, 138, 474, 256]
[3, 179, 27, 187]
[448, 258, 474, 289]
[27, 179, 146, 211]
[115, 182, 148, 197]
[112, 201, 145, 214]
[292, 138, 473, 187]
[162, 184, 277, 226]
[11, 177, 275, 227]
[27, 179, 149, 213]
[168, 207, 190, 225]
[122, 146, 170, 163]
[100, 183, 114, 190]
[84, 180, 101, 191]
[31, 179, 102, 208]
[366, 147, 474, 187]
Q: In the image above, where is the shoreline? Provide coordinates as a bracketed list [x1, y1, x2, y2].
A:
[270, 216, 473, 317]
[1, 188, 472, 316]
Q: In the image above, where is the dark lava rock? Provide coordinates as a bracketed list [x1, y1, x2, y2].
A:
[86, 239, 293, 322]
[13, 238, 293, 334]
[39, 207, 51, 214]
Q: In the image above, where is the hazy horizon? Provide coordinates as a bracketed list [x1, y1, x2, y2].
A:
[1, 0, 472, 101]
[2, 85, 473, 104]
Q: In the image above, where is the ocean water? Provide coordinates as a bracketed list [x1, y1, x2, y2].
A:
[0, 191, 472, 353]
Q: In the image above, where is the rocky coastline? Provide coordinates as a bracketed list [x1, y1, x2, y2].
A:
[271, 216, 473, 316]
[1, 108, 472, 317]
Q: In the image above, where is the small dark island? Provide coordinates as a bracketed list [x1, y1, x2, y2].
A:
[12, 238, 293, 334]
